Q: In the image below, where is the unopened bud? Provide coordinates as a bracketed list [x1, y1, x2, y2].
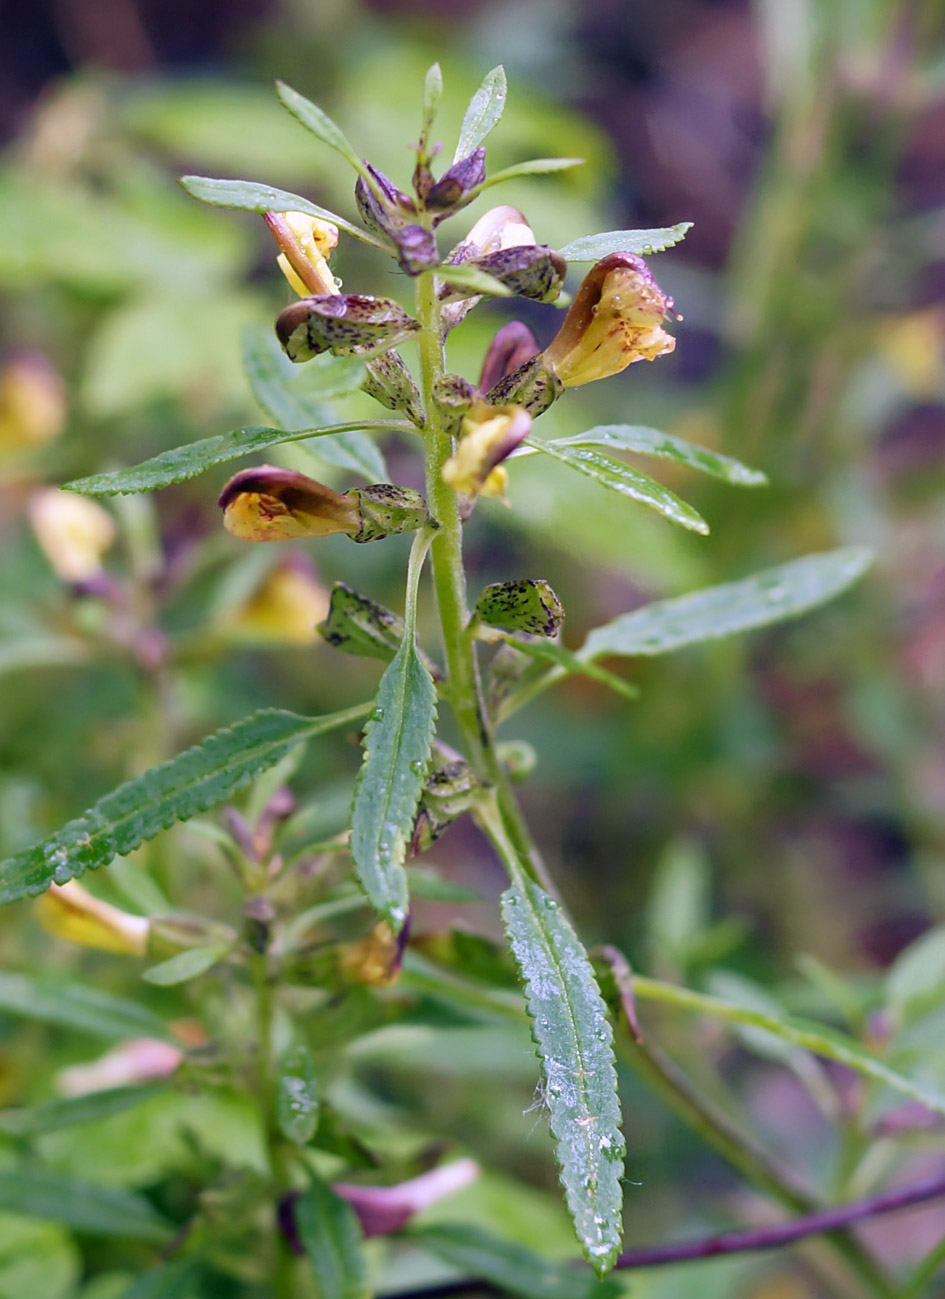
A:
[439, 245, 566, 305]
[426, 148, 486, 218]
[318, 582, 404, 662]
[57, 1038, 183, 1097]
[339, 920, 408, 987]
[482, 353, 563, 417]
[265, 212, 339, 297]
[497, 739, 538, 781]
[36, 881, 149, 956]
[411, 760, 478, 853]
[478, 322, 540, 394]
[432, 373, 476, 436]
[474, 579, 564, 637]
[542, 252, 677, 387]
[442, 205, 536, 332]
[276, 295, 420, 363]
[442, 402, 531, 500]
[0, 353, 66, 452]
[394, 224, 439, 276]
[218, 468, 432, 546]
[354, 163, 418, 245]
[361, 352, 424, 427]
[334, 1159, 479, 1238]
[29, 489, 115, 584]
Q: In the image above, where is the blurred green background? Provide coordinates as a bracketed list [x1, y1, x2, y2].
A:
[2, 1, 945, 1295]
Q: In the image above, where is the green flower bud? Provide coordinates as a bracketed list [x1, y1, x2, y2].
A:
[426, 147, 486, 218]
[318, 582, 405, 662]
[347, 483, 433, 543]
[432, 373, 476, 436]
[276, 295, 420, 362]
[362, 351, 425, 427]
[483, 353, 563, 417]
[474, 579, 564, 637]
[410, 760, 479, 853]
[439, 245, 566, 305]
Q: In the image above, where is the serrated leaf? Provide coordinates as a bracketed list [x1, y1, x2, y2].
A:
[121, 1260, 202, 1299]
[498, 636, 638, 703]
[179, 175, 386, 250]
[142, 943, 231, 987]
[278, 1043, 320, 1144]
[501, 877, 624, 1274]
[559, 223, 692, 260]
[549, 424, 766, 487]
[632, 974, 945, 1116]
[413, 1223, 620, 1299]
[65, 421, 405, 497]
[295, 1175, 368, 1299]
[434, 263, 513, 297]
[580, 548, 874, 661]
[350, 639, 436, 931]
[0, 705, 369, 904]
[480, 158, 585, 190]
[0, 973, 172, 1040]
[527, 438, 708, 534]
[275, 81, 365, 174]
[242, 327, 385, 481]
[0, 1084, 166, 1137]
[454, 65, 508, 163]
[0, 1169, 171, 1242]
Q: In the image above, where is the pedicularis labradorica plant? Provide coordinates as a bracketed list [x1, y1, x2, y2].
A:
[5, 64, 920, 1298]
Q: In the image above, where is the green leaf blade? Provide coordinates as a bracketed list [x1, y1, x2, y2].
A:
[0, 705, 369, 904]
[179, 175, 385, 250]
[350, 641, 436, 931]
[142, 943, 231, 986]
[434, 263, 513, 297]
[278, 1044, 320, 1145]
[275, 82, 363, 174]
[295, 1176, 368, 1299]
[454, 65, 508, 162]
[481, 158, 585, 190]
[527, 438, 708, 534]
[0, 1169, 171, 1242]
[0, 973, 172, 1040]
[559, 223, 693, 260]
[121, 1260, 202, 1299]
[552, 424, 766, 487]
[501, 877, 624, 1274]
[0, 1084, 166, 1137]
[580, 547, 874, 661]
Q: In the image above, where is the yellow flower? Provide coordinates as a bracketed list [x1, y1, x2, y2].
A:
[223, 558, 330, 645]
[36, 881, 149, 956]
[442, 402, 532, 500]
[264, 211, 339, 297]
[339, 921, 404, 987]
[28, 489, 115, 583]
[543, 252, 677, 387]
[0, 353, 66, 453]
[218, 466, 360, 542]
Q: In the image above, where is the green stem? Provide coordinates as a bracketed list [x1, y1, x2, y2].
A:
[250, 946, 295, 1299]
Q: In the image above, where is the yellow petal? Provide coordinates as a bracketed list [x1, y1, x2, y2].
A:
[36, 882, 149, 956]
[218, 466, 359, 542]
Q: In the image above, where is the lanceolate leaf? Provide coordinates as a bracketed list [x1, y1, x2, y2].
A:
[179, 175, 387, 250]
[0, 1084, 166, 1137]
[413, 1223, 621, 1299]
[121, 1260, 202, 1299]
[480, 158, 585, 190]
[0, 705, 370, 904]
[579, 548, 874, 661]
[0, 1169, 171, 1241]
[278, 1044, 320, 1145]
[501, 876, 625, 1274]
[497, 636, 638, 703]
[65, 421, 408, 496]
[454, 65, 508, 163]
[631, 975, 945, 1117]
[350, 637, 436, 931]
[559, 223, 692, 260]
[527, 438, 709, 535]
[550, 424, 766, 487]
[142, 943, 231, 986]
[275, 81, 369, 182]
[241, 327, 385, 481]
[295, 1175, 368, 1299]
[0, 973, 172, 1040]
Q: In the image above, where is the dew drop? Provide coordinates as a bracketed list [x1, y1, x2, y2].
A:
[371, 707, 384, 723]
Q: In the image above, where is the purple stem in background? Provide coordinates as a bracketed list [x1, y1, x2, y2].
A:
[385, 1175, 945, 1298]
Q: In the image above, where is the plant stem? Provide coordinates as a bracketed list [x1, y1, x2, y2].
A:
[250, 945, 295, 1299]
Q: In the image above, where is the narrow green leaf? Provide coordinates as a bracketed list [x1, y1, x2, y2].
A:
[420, 63, 444, 154]
[179, 175, 387, 250]
[350, 638, 436, 931]
[501, 876, 624, 1274]
[527, 438, 709, 535]
[580, 547, 874, 661]
[0, 1084, 166, 1137]
[350, 536, 436, 931]
[0, 973, 171, 1040]
[0, 1169, 171, 1241]
[886, 926, 945, 1024]
[549, 424, 766, 487]
[65, 421, 407, 497]
[295, 1175, 368, 1299]
[277, 1043, 320, 1144]
[479, 158, 585, 190]
[454, 65, 508, 162]
[275, 82, 365, 176]
[142, 943, 231, 987]
[0, 704, 370, 904]
[241, 327, 385, 481]
[413, 1223, 620, 1299]
[499, 636, 638, 703]
[121, 1260, 202, 1299]
[434, 263, 513, 297]
[632, 975, 945, 1117]
[559, 223, 693, 260]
